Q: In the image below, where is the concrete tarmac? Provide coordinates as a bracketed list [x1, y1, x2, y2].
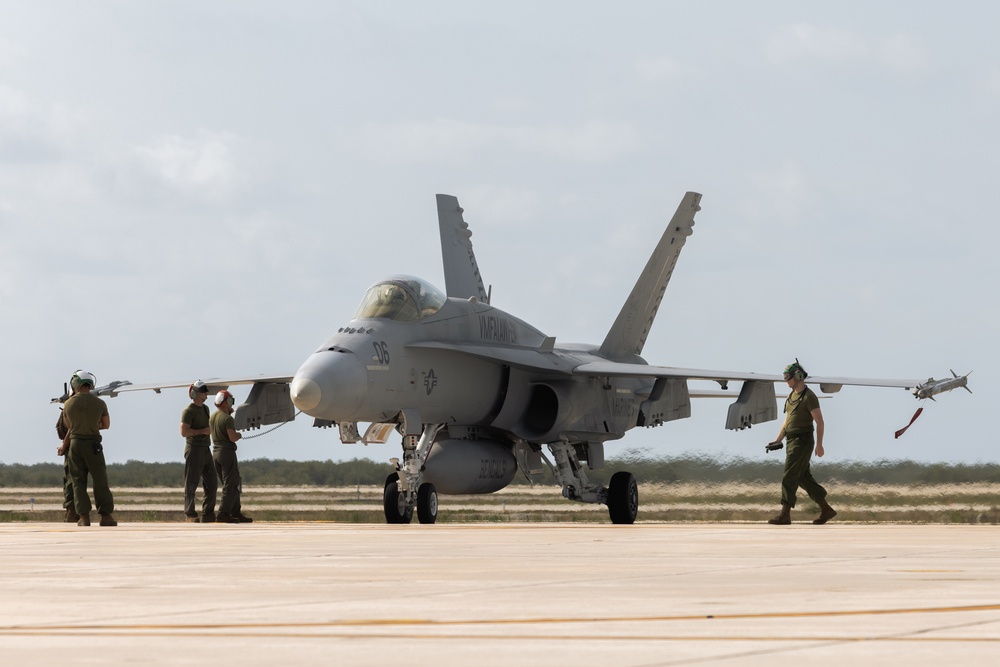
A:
[2, 523, 998, 666]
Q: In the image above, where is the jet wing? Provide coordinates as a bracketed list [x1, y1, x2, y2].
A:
[50, 374, 292, 404]
[65, 373, 300, 430]
[112, 374, 295, 396]
[573, 361, 924, 392]
[409, 341, 923, 391]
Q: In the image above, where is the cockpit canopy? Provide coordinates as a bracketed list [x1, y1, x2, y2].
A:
[354, 275, 447, 322]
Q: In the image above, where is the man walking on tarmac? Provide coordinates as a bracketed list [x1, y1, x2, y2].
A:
[768, 360, 837, 526]
[180, 381, 217, 523]
[211, 390, 252, 524]
[62, 370, 117, 527]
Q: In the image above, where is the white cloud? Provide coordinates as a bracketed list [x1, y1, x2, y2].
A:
[0, 84, 89, 148]
[879, 35, 926, 72]
[133, 130, 249, 201]
[635, 57, 683, 83]
[986, 67, 1000, 95]
[513, 121, 639, 161]
[0, 35, 26, 65]
[458, 186, 539, 227]
[0, 84, 30, 122]
[767, 24, 868, 64]
[748, 160, 808, 221]
[357, 119, 639, 164]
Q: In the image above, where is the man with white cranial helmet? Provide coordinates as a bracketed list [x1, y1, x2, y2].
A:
[210, 390, 252, 523]
[61, 370, 117, 527]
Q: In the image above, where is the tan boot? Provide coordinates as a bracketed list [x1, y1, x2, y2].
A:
[77, 513, 91, 526]
[99, 514, 118, 527]
[65, 508, 80, 523]
[767, 502, 791, 525]
[812, 501, 837, 525]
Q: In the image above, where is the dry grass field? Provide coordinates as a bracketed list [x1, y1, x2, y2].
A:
[3, 482, 998, 523]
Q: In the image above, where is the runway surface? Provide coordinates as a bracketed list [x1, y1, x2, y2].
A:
[2, 523, 998, 666]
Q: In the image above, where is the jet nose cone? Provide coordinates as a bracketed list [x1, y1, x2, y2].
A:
[289, 377, 322, 412]
[290, 351, 367, 419]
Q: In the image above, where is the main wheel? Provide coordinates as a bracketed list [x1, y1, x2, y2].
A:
[383, 472, 413, 524]
[607, 471, 638, 524]
[417, 482, 438, 524]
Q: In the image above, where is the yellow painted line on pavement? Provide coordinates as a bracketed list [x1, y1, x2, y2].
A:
[3, 602, 1000, 636]
[0, 630, 998, 643]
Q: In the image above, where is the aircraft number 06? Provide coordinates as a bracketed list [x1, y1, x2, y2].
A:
[373, 341, 390, 365]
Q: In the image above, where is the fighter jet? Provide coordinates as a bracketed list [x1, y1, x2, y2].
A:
[63, 192, 964, 524]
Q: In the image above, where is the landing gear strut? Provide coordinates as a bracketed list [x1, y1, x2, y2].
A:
[382, 423, 443, 524]
[546, 442, 638, 524]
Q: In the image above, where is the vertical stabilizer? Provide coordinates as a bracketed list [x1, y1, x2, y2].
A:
[437, 194, 489, 302]
[599, 192, 702, 361]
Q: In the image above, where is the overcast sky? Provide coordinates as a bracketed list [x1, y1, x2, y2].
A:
[2, 2, 995, 469]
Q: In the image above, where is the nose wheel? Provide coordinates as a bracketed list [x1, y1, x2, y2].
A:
[383, 472, 413, 524]
[417, 483, 438, 524]
[382, 475, 438, 524]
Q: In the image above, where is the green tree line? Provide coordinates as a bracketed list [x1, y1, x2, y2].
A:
[2, 456, 998, 487]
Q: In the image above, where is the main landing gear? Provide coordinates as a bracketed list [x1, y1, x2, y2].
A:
[381, 430, 639, 525]
[547, 442, 638, 524]
[607, 471, 639, 525]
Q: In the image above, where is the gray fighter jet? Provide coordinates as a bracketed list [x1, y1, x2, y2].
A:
[63, 192, 965, 524]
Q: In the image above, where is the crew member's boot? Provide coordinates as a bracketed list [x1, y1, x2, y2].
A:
[767, 502, 791, 525]
[99, 514, 118, 527]
[77, 513, 91, 527]
[812, 500, 837, 525]
[65, 508, 80, 523]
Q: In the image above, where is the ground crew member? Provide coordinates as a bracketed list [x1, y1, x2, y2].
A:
[180, 381, 217, 523]
[211, 390, 252, 523]
[56, 378, 78, 522]
[768, 361, 837, 525]
[63, 370, 117, 527]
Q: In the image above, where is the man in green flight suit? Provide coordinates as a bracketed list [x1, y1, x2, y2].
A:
[180, 381, 217, 523]
[211, 390, 252, 524]
[56, 376, 79, 522]
[767, 361, 837, 526]
[63, 370, 117, 527]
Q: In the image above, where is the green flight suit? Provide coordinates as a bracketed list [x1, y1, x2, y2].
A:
[211, 409, 242, 518]
[64, 393, 115, 516]
[181, 403, 217, 518]
[780, 386, 828, 508]
[57, 410, 74, 512]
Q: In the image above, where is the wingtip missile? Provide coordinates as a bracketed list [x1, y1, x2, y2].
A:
[50, 379, 133, 404]
[912, 371, 972, 401]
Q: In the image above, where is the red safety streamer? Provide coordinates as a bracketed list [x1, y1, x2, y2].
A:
[894, 406, 924, 439]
